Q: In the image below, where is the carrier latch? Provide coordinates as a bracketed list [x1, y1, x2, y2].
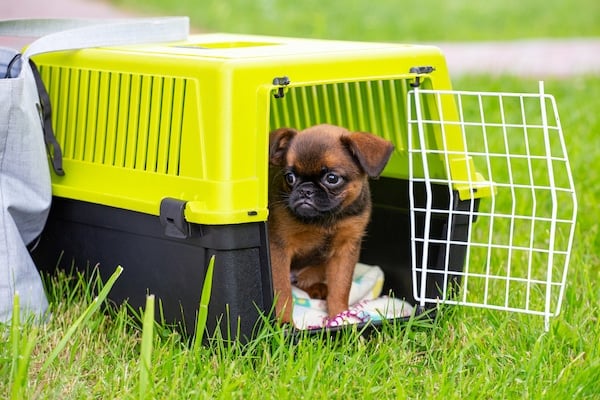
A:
[272, 76, 290, 98]
[409, 66, 435, 88]
[160, 198, 190, 239]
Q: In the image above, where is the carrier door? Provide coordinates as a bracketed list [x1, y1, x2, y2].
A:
[408, 83, 577, 330]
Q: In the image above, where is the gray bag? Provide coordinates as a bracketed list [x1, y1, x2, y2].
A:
[0, 17, 189, 322]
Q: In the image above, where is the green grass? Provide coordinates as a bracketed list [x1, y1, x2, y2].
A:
[1, 75, 599, 399]
[111, 0, 600, 42]
[3, 2, 600, 398]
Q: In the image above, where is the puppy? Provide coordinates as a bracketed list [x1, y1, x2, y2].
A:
[268, 124, 394, 324]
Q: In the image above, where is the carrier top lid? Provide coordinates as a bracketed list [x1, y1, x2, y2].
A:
[101, 32, 441, 60]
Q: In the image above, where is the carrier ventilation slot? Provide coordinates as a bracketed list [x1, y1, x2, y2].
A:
[39, 66, 187, 176]
[269, 79, 412, 150]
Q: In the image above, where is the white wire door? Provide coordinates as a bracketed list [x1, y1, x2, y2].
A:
[407, 82, 577, 330]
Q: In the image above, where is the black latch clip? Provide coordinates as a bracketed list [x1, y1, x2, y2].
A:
[409, 66, 436, 88]
[273, 76, 290, 98]
[160, 198, 190, 239]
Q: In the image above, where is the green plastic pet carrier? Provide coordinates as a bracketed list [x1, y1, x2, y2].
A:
[31, 33, 577, 338]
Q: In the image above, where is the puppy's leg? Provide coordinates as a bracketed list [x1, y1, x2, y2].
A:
[269, 243, 294, 324]
[325, 239, 361, 317]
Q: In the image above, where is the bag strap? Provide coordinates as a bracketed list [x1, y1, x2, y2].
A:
[0, 17, 189, 59]
[0, 17, 189, 175]
[28, 58, 64, 176]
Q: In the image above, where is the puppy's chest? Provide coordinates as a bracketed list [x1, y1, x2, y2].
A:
[287, 224, 345, 270]
[290, 232, 334, 271]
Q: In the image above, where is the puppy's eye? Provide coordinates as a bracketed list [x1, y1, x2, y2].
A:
[323, 172, 343, 187]
[284, 172, 296, 186]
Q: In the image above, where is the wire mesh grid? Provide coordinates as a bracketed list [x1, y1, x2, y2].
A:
[407, 82, 577, 330]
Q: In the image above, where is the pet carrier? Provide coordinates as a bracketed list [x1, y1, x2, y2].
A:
[29, 33, 576, 339]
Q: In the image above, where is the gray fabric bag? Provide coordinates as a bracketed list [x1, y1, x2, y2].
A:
[0, 17, 189, 322]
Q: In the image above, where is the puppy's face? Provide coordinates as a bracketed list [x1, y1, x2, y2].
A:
[269, 124, 394, 224]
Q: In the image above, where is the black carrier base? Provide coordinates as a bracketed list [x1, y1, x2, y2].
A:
[32, 197, 274, 341]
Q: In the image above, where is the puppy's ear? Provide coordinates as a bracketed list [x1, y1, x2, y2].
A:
[342, 132, 395, 178]
[269, 127, 297, 166]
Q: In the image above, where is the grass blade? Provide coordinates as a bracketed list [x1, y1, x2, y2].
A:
[8, 292, 39, 400]
[9, 292, 21, 400]
[39, 265, 123, 375]
[11, 330, 37, 400]
[139, 294, 155, 400]
[193, 255, 215, 349]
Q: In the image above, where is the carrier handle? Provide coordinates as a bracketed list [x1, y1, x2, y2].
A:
[0, 17, 189, 59]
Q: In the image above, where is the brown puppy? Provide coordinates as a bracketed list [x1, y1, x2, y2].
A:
[268, 124, 394, 324]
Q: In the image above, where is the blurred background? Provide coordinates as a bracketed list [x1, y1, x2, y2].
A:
[107, 0, 600, 42]
[7, 0, 598, 42]
[4, 0, 600, 77]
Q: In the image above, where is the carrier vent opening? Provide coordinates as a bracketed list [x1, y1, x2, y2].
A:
[269, 79, 414, 152]
[39, 66, 188, 176]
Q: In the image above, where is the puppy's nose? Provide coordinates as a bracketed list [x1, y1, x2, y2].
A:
[297, 184, 315, 198]
[298, 187, 314, 198]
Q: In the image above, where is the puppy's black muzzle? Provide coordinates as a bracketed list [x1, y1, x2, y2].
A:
[288, 181, 346, 225]
[296, 182, 316, 199]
